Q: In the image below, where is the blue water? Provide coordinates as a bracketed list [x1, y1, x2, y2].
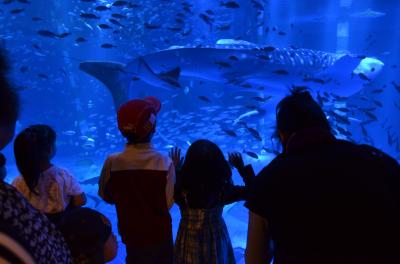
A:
[1, 0, 400, 262]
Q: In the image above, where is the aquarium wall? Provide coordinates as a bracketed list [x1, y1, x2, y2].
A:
[1, 0, 399, 262]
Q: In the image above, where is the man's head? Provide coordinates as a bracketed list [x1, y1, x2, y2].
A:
[117, 96, 161, 144]
[0, 48, 19, 150]
[276, 88, 331, 148]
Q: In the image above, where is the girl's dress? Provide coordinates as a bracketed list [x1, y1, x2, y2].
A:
[174, 165, 254, 264]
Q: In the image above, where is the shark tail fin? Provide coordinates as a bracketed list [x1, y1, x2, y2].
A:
[79, 61, 128, 109]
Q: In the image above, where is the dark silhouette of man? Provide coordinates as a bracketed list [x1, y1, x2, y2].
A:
[245, 88, 400, 264]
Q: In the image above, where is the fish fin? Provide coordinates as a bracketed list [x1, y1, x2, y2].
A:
[79, 61, 128, 109]
[159, 67, 181, 80]
[137, 58, 181, 89]
[325, 55, 362, 77]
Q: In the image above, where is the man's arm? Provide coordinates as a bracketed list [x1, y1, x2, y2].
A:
[245, 211, 272, 264]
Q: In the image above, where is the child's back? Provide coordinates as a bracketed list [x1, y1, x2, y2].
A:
[12, 125, 86, 222]
[171, 140, 254, 264]
[13, 165, 83, 213]
[98, 97, 175, 264]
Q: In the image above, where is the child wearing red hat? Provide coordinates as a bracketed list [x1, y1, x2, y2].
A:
[98, 96, 175, 264]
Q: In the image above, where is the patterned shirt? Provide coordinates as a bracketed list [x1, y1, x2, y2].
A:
[0, 181, 72, 263]
[12, 166, 83, 214]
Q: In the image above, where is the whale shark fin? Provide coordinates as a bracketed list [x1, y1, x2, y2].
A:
[327, 55, 362, 78]
[158, 67, 181, 88]
[136, 58, 181, 89]
[79, 61, 128, 109]
[159, 67, 181, 80]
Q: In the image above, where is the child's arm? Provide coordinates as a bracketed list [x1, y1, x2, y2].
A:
[98, 157, 115, 204]
[64, 169, 87, 208]
[228, 152, 256, 185]
[165, 162, 175, 210]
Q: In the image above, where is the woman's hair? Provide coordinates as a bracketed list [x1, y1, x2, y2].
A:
[276, 87, 331, 135]
[178, 139, 232, 207]
[14, 125, 56, 194]
[0, 48, 19, 127]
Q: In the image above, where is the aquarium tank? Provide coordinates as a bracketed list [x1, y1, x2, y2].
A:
[1, 0, 399, 262]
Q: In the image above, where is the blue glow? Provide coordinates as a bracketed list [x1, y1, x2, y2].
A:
[1, 0, 399, 262]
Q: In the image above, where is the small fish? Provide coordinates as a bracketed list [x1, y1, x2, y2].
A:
[222, 128, 237, 137]
[112, 13, 126, 19]
[228, 55, 238, 61]
[246, 126, 262, 141]
[144, 22, 161, 29]
[62, 130, 76, 136]
[261, 46, 275, 52]
[273, 69, 289, 75]
[108, 18, 124, 27]
[220, 1, 240, 8]
[10, 8, 24, 14]
[101, 43, 116, 48]
[38, 30, 64, 39]
[199, 13, 214, 28]
[58, 32, 71, 38]
[278, 31, 286, 36]
[95, 5, 110, 11]
[112, 0, 128, 7]
[98, 24, 112, 29]
[252, 96, 271, 102]
[391, 81, 400, 93]
[198, 96, 211, 103]
[371, 88, 383, 94]
[243, 150, 259, 159]
[80, 13, 100, 19]
[371, 99, 383, 108]
[217, 23, 231, 31]
[38, 73, 49, 79]
[335, 126, 352, 137]
[75, 37, 87, 43]
[215, 61, 231, 68]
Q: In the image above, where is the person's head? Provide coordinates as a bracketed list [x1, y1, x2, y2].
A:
[58, 207, 118, 264]
[117, 96, 161, 144]
[276, 87, 331, 148]
[14, 125, 56, 194]
[179, 139, 232, 197]
[0, 48, 19, 150]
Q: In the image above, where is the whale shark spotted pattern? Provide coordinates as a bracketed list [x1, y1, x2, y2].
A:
[79, 39, 384, 109]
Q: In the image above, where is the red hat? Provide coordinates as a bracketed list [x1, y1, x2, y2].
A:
[117, 96, 161, 141]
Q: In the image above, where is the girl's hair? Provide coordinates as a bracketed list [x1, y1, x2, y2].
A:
[14, 125, 56, 194]
[178, 139, 232, 207]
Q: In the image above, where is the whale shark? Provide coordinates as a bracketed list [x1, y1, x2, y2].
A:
[79, 39, 384, 109]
